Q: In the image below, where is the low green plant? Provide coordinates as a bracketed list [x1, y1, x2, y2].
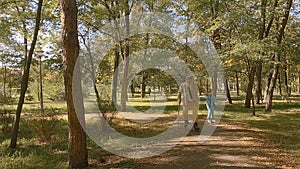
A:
[26, 108, 61, 143]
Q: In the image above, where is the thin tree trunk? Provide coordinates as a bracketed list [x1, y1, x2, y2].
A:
[60, 0, 88, 168]
[224, 77, 232, 104]
[9, 83, 12, 98]
[10, 0, 43, 149]
[14, 4, 28, 68]
[265, 0, 293, 111]
[245, 66, 255, 108]
[252, 91, 256, 116]
[22, 24, 28, 68]
[255, 0, 266, 104]
[112, 45, 120, 103]
[255, 62, 262, 104]
[283, 63, 290, 96]
[265, 54, 280, 111]
[3, 66, 6, 100]
[130, 83, 134, 97]
[264, 0, 279, 38]
[141, 74, 146, 98]
[80, 33, 101, 105]
[206, 78, 209, 92]
[278, 72, 282, 95]
[211, 72, 218, 96]
[39, 55, 44, 112]
[235, 71, 240, 96]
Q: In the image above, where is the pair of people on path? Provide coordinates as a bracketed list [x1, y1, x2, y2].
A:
[177, 76, 215, 131]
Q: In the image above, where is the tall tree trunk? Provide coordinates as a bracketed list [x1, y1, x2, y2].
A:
[121, 51, 129, 111]
[130, 83, 134, 97]
[140, 31, 150, 99]
[120, 2, 130, 111]
[278, 72, 282, 95]
[14, 4, 28, 68]
[264, 0, 279, 38]
[235, 71, 240, 96]
[22, 23, 28, 68]
[10, 0, 43, 149]
[140, 74, 146, 98]
[245, 66, 255, 108]
[112, 45, 120, 103]
[252, 92, 256, 116]
[265, 0, 293, 111]
[60, 0, 88, 168]
[9, 83, 12, 98]
[255, 62, 262, 104]
[265, 54, 280, 111]
[80, 33, 101, 106]
[255, 0, 266, 104]
[224, 77, 232, 104]
[206, 78, 209, 92]
[283, 62, 290, 96]
[264, 68, 273, 101]
[3, 66, 6, 100]
[211, 72, 218, 96]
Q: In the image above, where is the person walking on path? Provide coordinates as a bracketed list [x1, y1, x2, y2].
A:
[204, 89, 216, 124]
[177, 76, 200, 131]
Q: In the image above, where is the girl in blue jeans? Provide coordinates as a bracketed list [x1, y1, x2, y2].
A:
[204, 90, 216, 124]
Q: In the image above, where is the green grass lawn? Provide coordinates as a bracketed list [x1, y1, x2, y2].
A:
[0, 94, 299, 168]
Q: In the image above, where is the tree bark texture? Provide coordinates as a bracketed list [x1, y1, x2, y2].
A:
[60, 0, 88, 168]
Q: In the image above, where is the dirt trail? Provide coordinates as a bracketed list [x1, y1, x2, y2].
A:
[131, 120, 298, 169]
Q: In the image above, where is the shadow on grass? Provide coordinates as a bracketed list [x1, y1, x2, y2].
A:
[0, 118, 69, 169]
[247, 112, 300, 156]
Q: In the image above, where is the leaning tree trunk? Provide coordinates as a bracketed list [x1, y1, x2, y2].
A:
[245, 66, 255, 108]
[60, 0, 88, 168]
[265, 54, 280, 111]
[265, 0, 293, 111]
[224, 77, 232, 104]
[10, 0, 43, 149]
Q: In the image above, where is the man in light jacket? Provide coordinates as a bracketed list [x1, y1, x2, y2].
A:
[178, 76, 199, 131]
